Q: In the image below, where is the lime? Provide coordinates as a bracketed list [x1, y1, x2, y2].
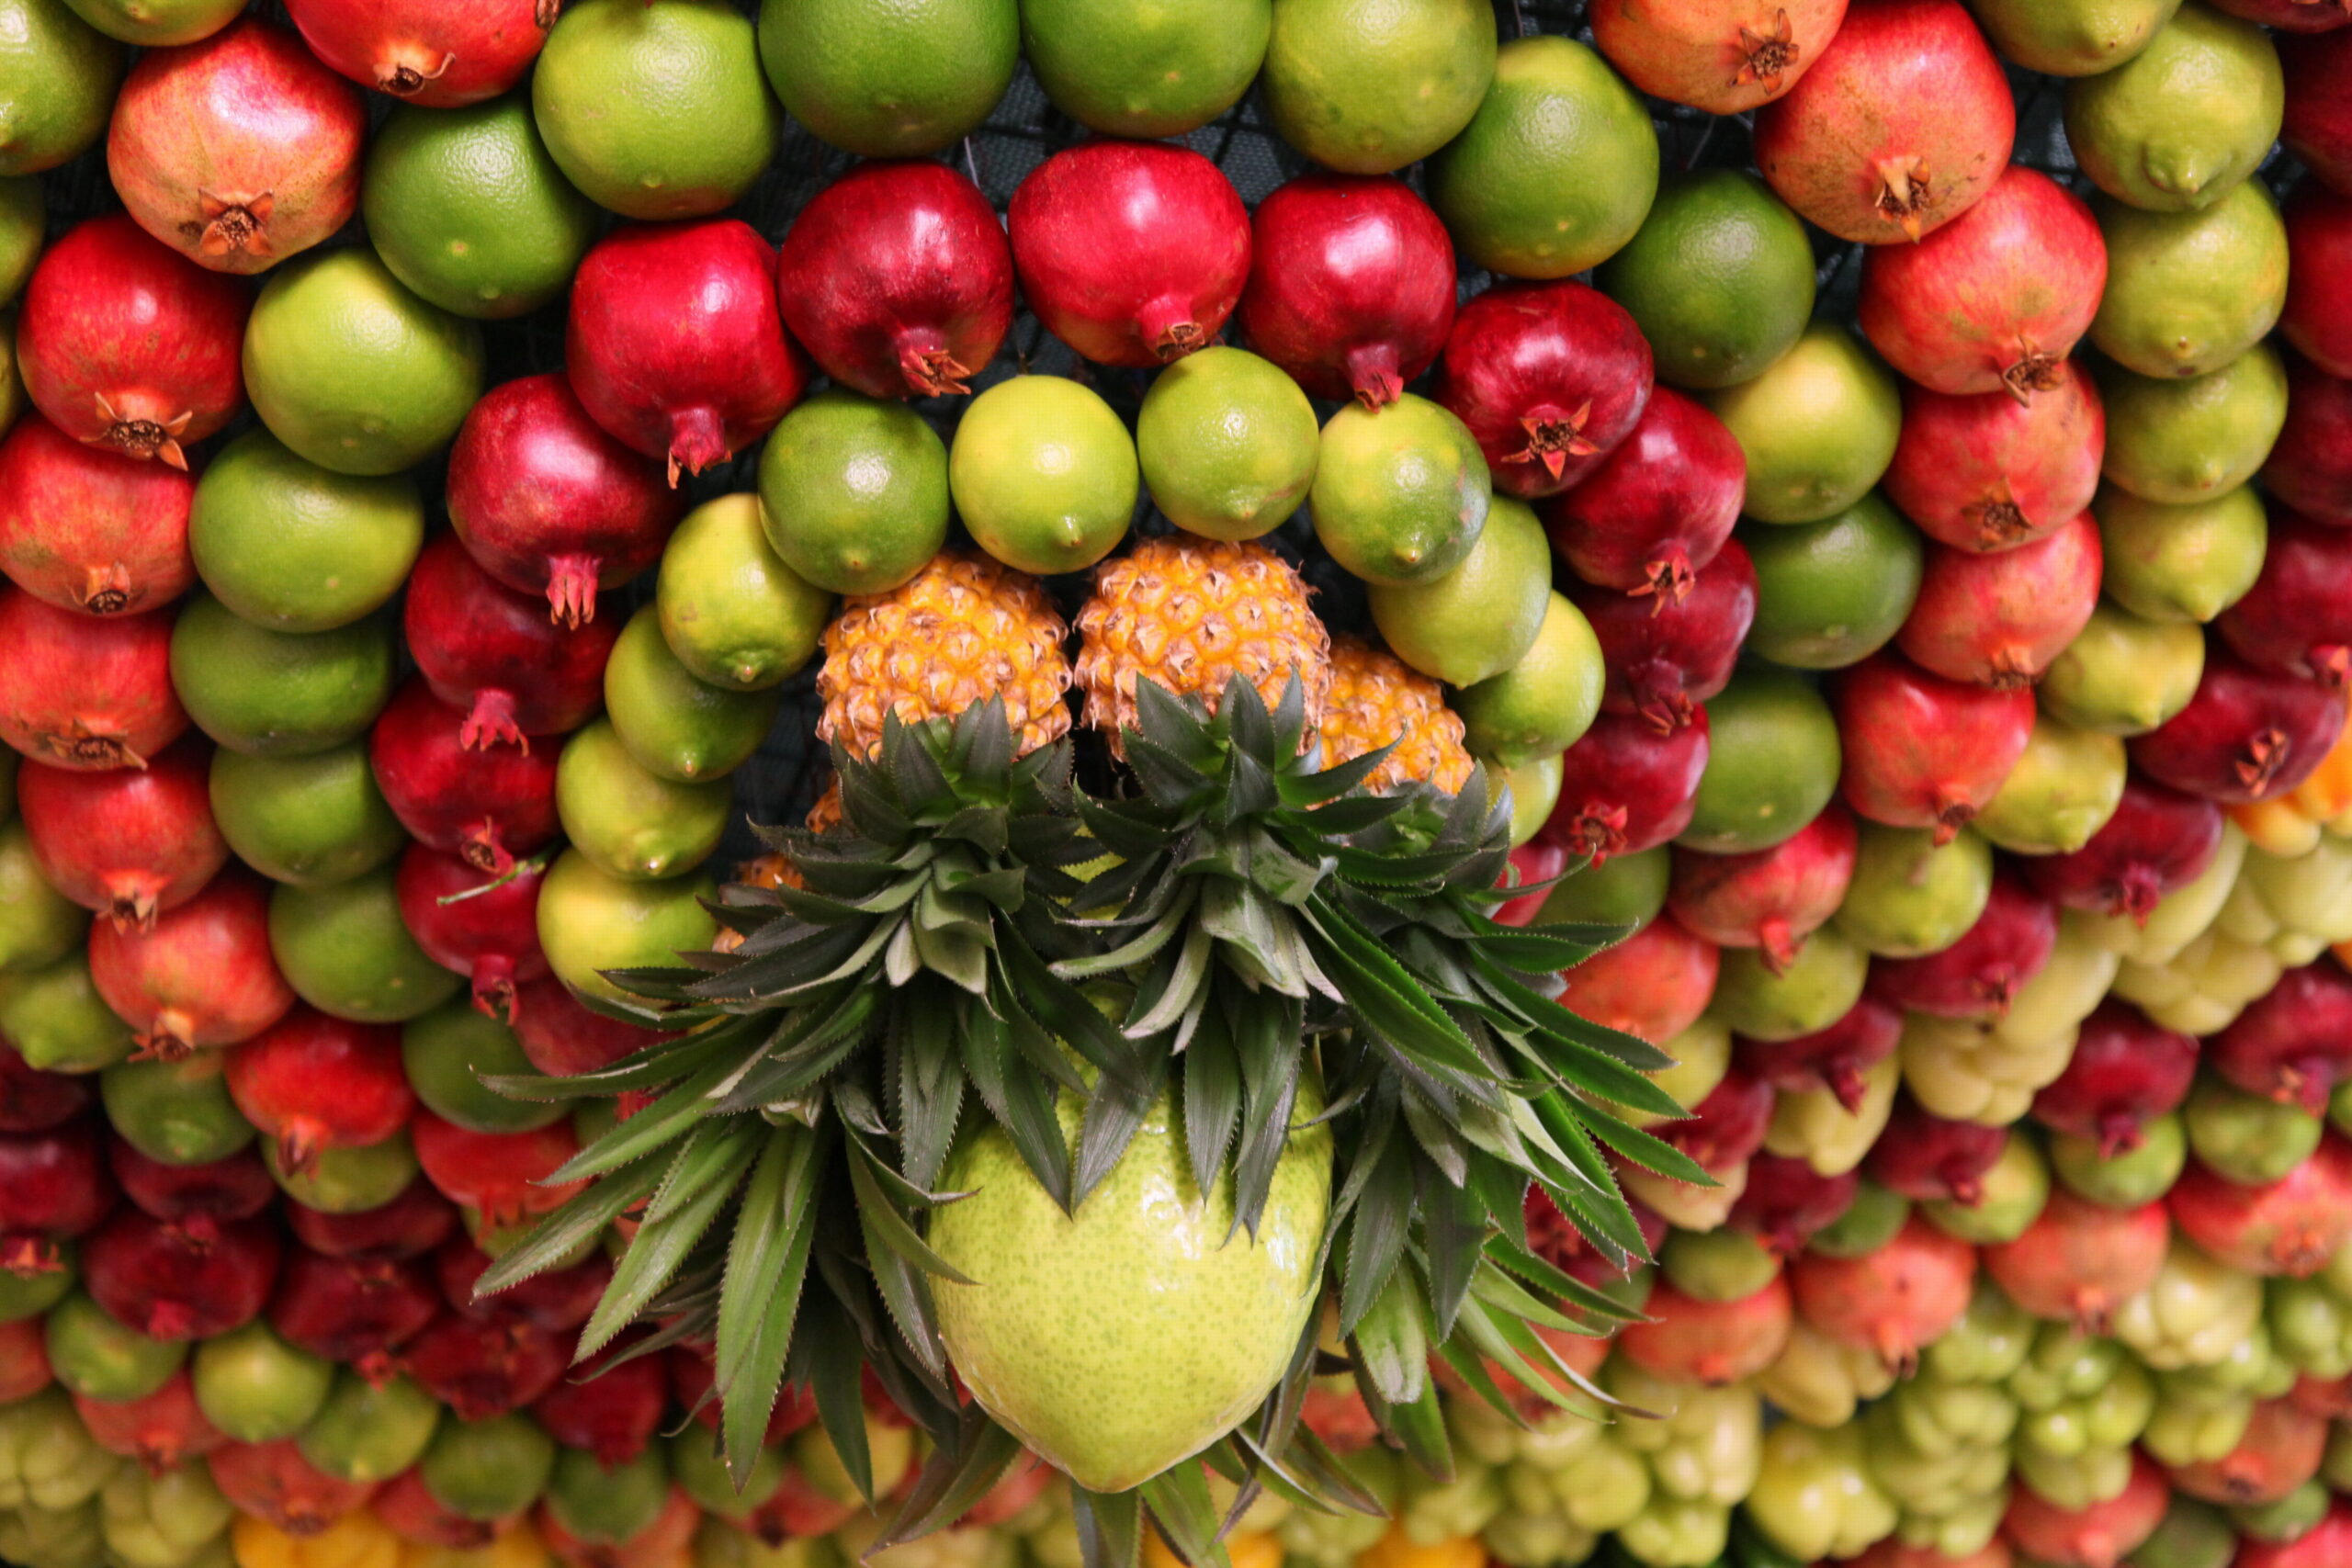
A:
[189, 430, 424, 634]
[243, 249, 485, 479]
[209, 744, 406, 890]
[1595, 169, 1815, 391]
[1453, 592, 1603, 766]
[364, 94, 601, 321]
[2093, 483, 2267, 624]
[756, 391, 951, 595]
[605, 604, 782, 784]
[269, 869, 463, 1024]
[58, 0, 241, 45]
[0, 817, 85, 975]
[537, 0, 781, 220]
[402, 1002, 567, 1134]
[758, 0, 1015, 157]
[1311, 394, 1490, 586]
[2064, 3, 2281, 212]
[0, 951, 127, 1073]
[1705, 325, 1902, 525]
[0, 175, 40, 306]
[1968, 0, 2181, 75]
[949, 376, 1137, 576]
[1136, 347, 1318, 542]
[1023, 0, 1267, 138]
[1365, 495, 1548, 687]
[659, 493, 831, 691]
[1830, 823, 1993, 959]
[2090, 182, 2288, 379]
[1679, 667, 1841, 852]
[99, 1054, 246, 1165]
[1973, 712, 2128, 856]
[1712, 927, 1869, 1043]
[0, 0, 123, 176]
[192, 1324, 334, 1445]
[2039, 598, 2206, 736]
[1494, 750, 1563, 847]
[170, 595, 396, 759]
[1261, 0, 1496, 175]
[556, 718, 731, 883]
[1741, 495, 1924, 670]
[2098, 344, 2289, 505]
[45, 1292, 184, 1402]
[266, 1132, 417, 1212]
[536, 849, 718, 1006]
[1426, 35, 1658, 279]
[1531, 843, 1670, 931]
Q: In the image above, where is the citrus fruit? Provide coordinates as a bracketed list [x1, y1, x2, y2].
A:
[2098, 343, 2290, 505]
[1678, 667, 1842, 853]
[1311, 393, 1491, 587]
[0, 175, 41, 304]
[1425, 35, 1659, 280]
[1973, 713, 2130, 856]
[1595, 168, 1816, 391]
[1261, 0, 1496, 175]
[190, 1322, 333, 1445]
[1365, 494, 1549, 687]
[758, 0, 1015, 157]
[1533, 843, 1671, 931]
[756, 390, 951, 596]
[1740, 495, 1925, 671]
[536, 849, 718, 1006]
[1023, 0, 1267, 137]
[949, 375, 1138, 576]
[659, 494, 831, 692]
[58, 0, 242, 46]
[268, 868, 464, 1024]
[188, 430, 425, 634]
[3, 953, 130, 1073]
[2092, 180, 2289, 380]
[604, 605, 782, 784]
[1136, 346, 1319, 542]
[0, 817, 87, 975]
[2064, 2, 2282, 212]
[1453, 592, 1604, 767]
[242, 248, 485, 479]
[0, 0, 123, 176]
[1495, 750, 1564, 847]
[402, 1003, 566, 1135]
[557, 718, 731, 885]
[1705, 324, 1902, 525]
[1968, 0, 2182, 76]
[2093, 483, 2268, 624]
[209, 743, 406, 890]
[2039, 599, 2207, 736]
[535, 0, 781, 220]
[0, 318, 17, 440]
[1830, 823, 1993, 959]
[169, 595, 396, 760]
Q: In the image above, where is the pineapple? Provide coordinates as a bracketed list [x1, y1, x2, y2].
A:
[1319, 636, 1475, 795]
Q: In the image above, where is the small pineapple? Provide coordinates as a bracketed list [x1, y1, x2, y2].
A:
[1319, 637, 1475, 795]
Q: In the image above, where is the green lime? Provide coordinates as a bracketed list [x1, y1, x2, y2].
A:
[1830, 823, 1993, 959]
[557, 718, 731, 882]
[547, 1448, 672, 1548]
[45, 1292, 184, 1402]
[757, 391, 951, 595]
[2039, 598, 2206, 736]
[170, 594, 396, 759]
[1705, 325, 1902, 525]
[672, 1431, 788, 1523]
[1968, 0, 2181, 75]
[2093, 483, 2267, 624]
[1311, 393, 1490, 587]
[1453, 592, 1603, 766]
[1136, 347, 1319, 542]
[535, 0, 779, 220]
[1494, 750, 1562, 847]
[758, 0, 1014, 157]
[1365, 494, 1548, 687]
[537, 848, 718, 1006]
[192, 1324, 334, 1445]
[420, 1414, 557, 1522]
[401, 1001, 567, 1135]
[0, 1254, 70, 1321]
[1712, 926, 1869, 1043]
[299, 1372, 442, 1486]
[1425, 35, 1658, 279]
[1261, 0, 1496, 175]
[243, 249, 485, 479]
[2064, 2, 2281, 212]
[1532, 844, 1669, 932]
[2098, 344, 2289, 506]
[949, 375, 1138, 575]
[269, 868, 464, 1023]
[364, 93, 602, 321]
[100, 1052, 249, 1166]
[58, 0, 241, 45]
[0, 817, 86, 976]
[1679, 667, 1842, 853]
[0, 175, 40, 306]
[660, 493, 831, 691]
[209, 744, 406, 890]
[0, 950, 129, 1072]
[605, 604, 781, 784]
[1022, 0, 1267, 137]
[190, 430, 425, 633]
[1741, 495, 1925, 670]
[1595, 169, 1815, 391]
[266, 1133, 419, 1214]
[1973, 712, 2128, 856]
[2090, 181, 2289, 379]
[0, 0, 123, 176]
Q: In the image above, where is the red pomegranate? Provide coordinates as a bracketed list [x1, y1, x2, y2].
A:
[0, 1318, 51, 1403]
[105, 17, 368, 274]
[74, 1369, 226, 1472]
[2209, 0, 2352, 29]
[1560, 914, 1720, 1044]
[85, 1207, 280, 1341]
[1544, 387, 1745, 600]
[266, 1247, 439, 1367]
[283, 0, 551, 106]
[17, 739, 228, 931]
[1618, 1275, 1792, 1386]
[411, 1112, 582, 1228]
[1495, 838, 1571, 928]
[1736, 995, 1900, 1112]
[567, 221, 808, 485]
[1865, 1097, 2008, 1205]
[2167, 1398, 2329, 1506]
[1791, 1214, 1977, 1372]
[1591, 0, 1850, 114]
[2129, 654, 2349, 806]
[532, 1342, 669, 1470]
[1541, 708, 1711, 863]
[0, 591, 187, 770]
[1882, 362, 2105, 554]
[0, 415, 197, 615]
[1983, 1190, 2169, 1332]
[109, 1137, 276, 1226]
[2218, 511, 2352, 690]
[434, 1234, 606, 1332]
[370, 677, 561, 877]
[1896, 511, 2102, 689]
[2264, 352, 2352, 525]
[403, 533, 616, 750]
[402, 1314, 570, 1422]
[209, 1438, 380, 1536]
[1833, 651, 2036, 843]
[393, 843, 549, 1021]
[2029, 1000, 2199, 1157]
[2209, 962, 2352, 1115]
[2236, 1503, 2352, 1568]
[775, 160, 1015, 400]
[1237, 173, 1456, 407]
[2169, 1136, 2352, 1277]
[2003, 1450, 2167, 1568]
[0, 1042, 93, 1134]
[1660, 1065, 1776, 1171]
[1434, 280, 1656, 499]
[508, 974, 674, 1079]
[539, 1485, 700, 1564]
[1572, 540, 1757, 730]
[1729, 1154, 1859, 1258]
[1007, 140, 1251, 368]
[2020, 776, 2223, 925]
[2283, 183, 2352, 378]
[0, 1120, 118, 1274]
[2284, 28, 2352, 197]
[446, 375, 684, 628]
[1870, 871, 2057, 1021]
[1669, 804, 1859, 976]
[225, 1009, 416, 1177]
[88, 868, 294, 1058]
[375, 1469, 498, 1551]
[284, 1178, 456, 1262]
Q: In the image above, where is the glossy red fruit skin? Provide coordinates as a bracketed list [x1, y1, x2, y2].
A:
[209, 1438, 380, 1535]
[2167, 1397, 2330, 1506]
[17, 739, 227, 931]
[0, 1120, 118, 1274]
[2020, 777, 2223, 925]
[1618, 1276, 1792, 1387]
[1544, 388, 1746, 599]
[2030, 1000, 2199, 1158]
[1983, 1190, 2169, 1332]
[1792, 1214, 1978, 1373]
[1559, 914, 1720, 1045]
[0, 1042, 92, 1134]
[1729, 1153, 1858, 1258]
[2267, 354, 2352, 527]
[403, 534, 616, 751]
[283, 0, 551, 107]
[1883, 362, 2104, 554]
[1008, 140, 1251, 368]
[0, 592, 187, 771]
[1661, 1065, 1775, 1170]
[1494, 839, 1569, 928]
[266, 1247, 438, 1368]
[445, 375, 684, 630]
[1671, 805, 1859, 976]
[2003, 1449, 2167, 1568]
[1897, 511, 2101, 689]
[2129, 655, 2349, 806]
[507, 974, 674, 1079]
[284, 1178, 457, 1263]
[393, 843, 548, 1023]
[74, 1370, 226, 1472]
[2284, 30, 2352, 197]
[532, 1340, 669, 1470]
[434, 1235, 605, 1332]
[0, 416, 198, 617]
[402, 1313, 569, 1422]
[411, 1112, 582, 1229]
[2219, 511, 2352, 690]
[2209, 0, 2352, 29]
[375, 1467, 500, 1551]
[1870, 871, 2058, 1021]
[1591, 0, 1850, 115]
[1573, 540, 1757, 730]
[85, 1208, 280, 1341]
[370, 678, 560, 878]
[0, 1317, 49, 1402]
[567, 221, 808, 485]
[1434, 280, 1656, 499]
[2283, 186, 2352, 379]
[1542, 708, 1712, 864]
[1834, 651, 2036, 843]
[775, 160, 1013, 400]
[1736, 996, 1901, 1112]
[105, 18, 368, 276]
[2238, 1502, 2352, 1568]
[225, 1009, 415, 1177]
[2209, 962, 2352, 1115]
[2170, 1135, 2352, 1277]
[1865, 1097, 2008, 1205]
[109, 1136, 275, 1225]
[88, 868, 294, 1059]
[1237, 174, 1456, 407]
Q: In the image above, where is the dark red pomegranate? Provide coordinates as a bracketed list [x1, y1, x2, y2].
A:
[74, 1369, 225, 1472]
[1729, 1154, 1859, 1258]
[393, 843, 548, 1021]
[1670, 805, 1859, 976]
[284, 0, 550, 106]
[284, 1178, 456, 1262]
[1540, 708, 1711, 863]
[17, 739, 227, 931]
[1736, 996, 1902, 1113]
[1870, 870, 2058, 1021]
[105, 17, 368, 274]
[2129, 654, 2349, 806]
[1984, 1190, 2169, 1332]
[2283, 184, 2352, 379]
[403, 534, 616, 751]
[370, 677, 561, 877]
[1834, 651, 2036, 843]
[1559, 914, 1721, 1045]
[109, 1137, 275, 1226]
[775, 160, 1014, 399]
[1543, 388, 1745, 600]
[532, 1339, 669, 1470]
[1572, 540, 1757, 731]
[0, 1042, 92, 1134]
[0, 415, 197, 616]
[2020, 776, 2223, 925]
[1882, 362, 2105, 554]
[0, 591, 187, 770]
[0, 1120, 117, 1274]
[401, 1313, 569, 1422]
[1617, 1275, 1792, 1387]
[1007, 140, 1251, 368]
[2030, 1000, 2199, 1158]
[2209, 0, 2352, 29]
[1897, 511, 2102, 689]
[88, 868, 294, 1058]
[567, 221, 808, 484]
[508, 974, 674, 1079]
[209, 1438, 380, 1536]
[1659, 1065, 1775, 1171]
[2209, 962, 2352, 1114]
[1866, 1097, 2007, 1205]
[266, 1247, 439, 1368]
[225, 1009, 415, 1177]
[1433, 280, 1655, 499]
[2264, 353, 2352, 526]
[410, 1112, 582, 1228]
[85, 1208, 280, 1340]
[1237, 173, 1456, 406]
[434, 1235, 606, 1332]
[2284, 28, 2352, 197]
[2170, 1135, 2352, 1277]
[2218, 511, 2352, 690]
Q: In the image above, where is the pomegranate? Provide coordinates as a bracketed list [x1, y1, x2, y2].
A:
[532, 1341, 669, 1469]
[283, 0, 550, 106]
[2264, 353, 2352, 526]
[2291, 1373, 2352, 1420]
[1661, 1065, 1777, 1174]
[2209, 0, 2352, 28]
[567, 221, 808, 484]
[1728, 1154, 1858, 1257]
[1540, 709, 1711, 863]
[2166, 1397, 2329, 1506]
[1789, 1213, 1977, 1372]
[402, 1313, 570, 1421]
[403, 534, 616, 751]
[775, 160, 1013, 399]
[2219, 511, 2352, 690]
[1735, 995, 1900, 1112]
[1007, 140, 1250, 368]
[2282, 184, 2352, 378]
[1882, 362, 2105, 554]
[1864, 1096, 2007, 1205]
[2210, 963, 2352, 1114]
[284, 1178, 457, 1262]
[106, 17, 368, 274]
[508, 974, 673, 1079]
[2020, 777, 2222, 926]
[1494, 839, 1570, 928]
[1433, 280, 1655, 499]
[225, 1009, 415, 1177]
[447, 375, 684, 628]
[17, 739, 227, 931]
[0, 416, 197, 615]
[1616, 1275, 1792, 1386]
[1896, 512, 2102, 689]
[2028, 1000, 2199, 1157]
[109, 1137, 275, 1225]
[88, 868, 294, 1058]
[74, 1371, 225, 1472]
[0, 591, 187, 769]
[266, 1247, 438, 1367]
[0, 1318, 51, 1402]
[84, 1208, 280, 1340]
[410, 1111, 583, 1228]
[376, 1468, 498, 1551]
[0, 1120, 117, 1273]
[393, 843, 549, 1022]
[1573, 540, 1756, 731]
[2284, 29, 2352, 196]
[0, 1041, 92, 1134]
[2237, 1504, 2352, 1568]
[209, 1438, 379, 1535]
[2129, 654, 2349, 805]
[1669, 805, 1859, 976]
[1983, 1190, 2169, 1332]
[1591, 0, 1849, 114]
[1559, 913, 1721, 1044]
[370, 677, 561, 876]
[540, 1483, 700, 1566]
[1543, 387, 1744, 600]
[2002, 1450, 2167, 1568]
[2170, 1138, 2352, 1277]
[1833, 650, 2036, 843]
[1237, 173, 1456, 406]
[434, 1235, 605, 1332]
[1869, 871, 2058, 1020]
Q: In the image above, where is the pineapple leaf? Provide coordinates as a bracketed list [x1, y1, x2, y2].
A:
[806, 1293, 876, 1501]
[577, 1136, 752, 1360]
[1182, 1010, 1241, 1205]
[1138, 1458, 1230, 1568]
[1417, 1169, 1487, 1340]
[1071, 1484, 1146, 1568]
[477, 1159, 662, 1303]
[1337, 1135, 1414, 1338]
[1072, 1054, 1166, 1208]
[716, 1125, 824, 1391]
[876, 1411, 1024, 1549]
[959, 1004, 1071, 1213]
[844, 1137, 975, 1284]
[1349, 1262, 1428, 1405]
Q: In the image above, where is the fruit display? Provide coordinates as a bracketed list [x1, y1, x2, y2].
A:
[1, 2, 2351, 1568]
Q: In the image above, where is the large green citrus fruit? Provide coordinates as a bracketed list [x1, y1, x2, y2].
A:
[269, 869, 463, 1024]
[0, 0, 123, 176]
[949, 376, 1137, 576]
[2064, 2, 2281, 213]
[757, 0, 1015, 157]
[188, 431, 424, 634]
[556, 719, 731, 884]
[2098, 344, 2289, 506]
[1136, 347, 1318, 543]
[757, 392, 950, 596]
[2090, 180, 2289, 379]
[536, 849, 718, 1006]
[169, 594, 396, 759]
[659, 493, 832, 692]
[1453, 592, 1604, 766]
[1705, 325, 1901, 525]
[2093, 483, 2267, 625]
[1364, 494, 1548, 688]
[209, 743, 406, 890]
[1261, 0, 1496, 175]
[1968, 0, 2181, 76]
[1311, 393, 1490, 587]
[1022, 0, 1268, 138]
[0, 175, 41, 305]
[1678, 667, 1841, 853]
[1740, 496, 1924, 670]
[1595, 169, 1815, 391]
[58, 0, 241, 46]
[604, 605, 782, 784]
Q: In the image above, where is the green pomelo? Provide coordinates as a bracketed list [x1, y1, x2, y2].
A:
[1022, 0, 1268, 138]
[99, 1053, 250, 1165]
[190, 1323, 333, 1445]
[546, 1445, 672, 1546]
[0, 0, 123, 176]
[1453, 592, 1603, 766]
[758, 0, 1014, 157]
[1494, 750, 1563, 848]
[299, 1371, 441, 1485]
[757, 391, 951, 596]
[2093, 484, 2267, 625]
[605, 604, 782, 784]
[1595, 169, 1815, 391]
[1678, 668, 1842, 853]
[2185, 1077, 2321, 1186]
[170, 595, 395, 759]
[2090, 180, 2289, 379]
[557, 718, 731, 884]
[661, 493, 831, 692]
[536, 850, 718, 1006]
[1831, 824, 1994, 959]
[2097, 344, 2289, 506]
[1365, 495, 1548, 688]
[56, 0, 240, 43]
[1709, 926, 1870, 1043]
[2064, 2, 2281, 213]
[1261, 0, 1495, 175]
[1705, 325, 1902, 525]
[0, 1245, 72, 1320]
[209, 744, 405, 890]
[1969, 0, 2181, 75]
[264, 1132, 419, 1214]
[419, 1412, 557, 1521]
[43, 1292, 182, 1403]
[950, 376, 1137, 576]
[0, 175, 40, 305]
[1922, 1136, 2049, 1246]
[1973, 714, 2129, 856]
[1312, 393, 1491, 587]
[0, 818, 87, 975]
[269, 868, 465, 1023]
[931, 1073, 1331, 1494]
[1532, 844, 1669, 932]
[189, 431, 424, 633]
[670, 1433, 787, 1523]
[1426, 35, 1657, 279]
[2, 952, 130, 1073]
[1739, 497, 1923, 670]
[1136, 347, 1319, 542]
[401, 1000, 568, 1134]
[2040, 599, 2208, 737]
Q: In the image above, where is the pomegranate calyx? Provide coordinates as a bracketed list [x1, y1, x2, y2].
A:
[535, 0, 560, 28]
[79, 562, 139, 615]
[41, 722, 145, 770]
[897, 342, 973, 399]
[1632, 548, 1697, 608]
[2236, 726, 2293, 796]
[542, 554, 602, 630]
[1735, 9, 1800, 89]
[663, 407, 731, 487]
[458, 691, 528, 753]
[91, 393, 194, 469]
[194, 189, 275, 259]
[2000, 342, 2066, 405]
[0, 1236, 62, 1275]
[1872, 156, 1935, 242]
[375, 51, 458, 97]
[1343, 343, 1406, 410]
[1510, 403, 1600, 479]
[1562, 801, 1632, 864]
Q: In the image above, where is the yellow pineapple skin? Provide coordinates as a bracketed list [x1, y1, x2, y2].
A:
[1320, 637, 1476, 795]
